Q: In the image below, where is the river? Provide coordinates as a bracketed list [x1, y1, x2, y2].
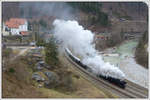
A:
[102, 39, 148, 88]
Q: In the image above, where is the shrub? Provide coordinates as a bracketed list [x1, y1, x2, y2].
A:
[36, 38, 45, 47]
[9, 68, 15, 73]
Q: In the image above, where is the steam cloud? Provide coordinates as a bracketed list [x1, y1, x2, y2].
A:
[53, 19, 125, 80]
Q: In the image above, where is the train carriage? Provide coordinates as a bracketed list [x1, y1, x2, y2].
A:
[65, 48, 127, 89]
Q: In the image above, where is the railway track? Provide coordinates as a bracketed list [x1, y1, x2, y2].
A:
[64, 51, 148, 98]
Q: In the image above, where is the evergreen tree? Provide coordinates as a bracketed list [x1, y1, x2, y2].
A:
[45, 37, 59, 67]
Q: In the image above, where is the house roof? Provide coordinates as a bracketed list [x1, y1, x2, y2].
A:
[5, 18, 27, 28]
[20, 31, 28, 35]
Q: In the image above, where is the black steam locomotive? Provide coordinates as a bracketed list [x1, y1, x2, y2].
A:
[65, 48, 127, 89]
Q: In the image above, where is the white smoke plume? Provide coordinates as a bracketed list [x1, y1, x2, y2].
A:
[53, 19, 125, 80]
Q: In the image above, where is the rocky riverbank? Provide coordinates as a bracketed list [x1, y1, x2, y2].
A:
[101, 39, 148, 88]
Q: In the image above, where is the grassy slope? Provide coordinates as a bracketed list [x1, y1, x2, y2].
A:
[3, 48, 108, 98]
[58, 52, 108, 98]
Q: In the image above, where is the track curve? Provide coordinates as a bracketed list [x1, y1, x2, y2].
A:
[64, 50, 148, 98]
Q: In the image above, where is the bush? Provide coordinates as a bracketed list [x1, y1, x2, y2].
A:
[8, 68, 15, 73]
[36, 38, 45, 47]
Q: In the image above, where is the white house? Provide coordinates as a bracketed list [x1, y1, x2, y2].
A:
[18, 21, 28, 32]
[4, 18, 28, 36]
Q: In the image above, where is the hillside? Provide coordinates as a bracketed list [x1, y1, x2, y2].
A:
[2, 48, 108, 98]
[2, 2, 148, 98]
[135, 31, 148, 68]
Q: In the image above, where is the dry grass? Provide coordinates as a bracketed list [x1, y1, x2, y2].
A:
[2, 48, 109, 98]
[2, 48, 46, 98]
[2, 72, 45, 98]
[2, 57, 45, 98]
[38, 88, 74, 98]
[12, 49, 20, 55]
[37, 76, 107, 98]
[72, 76, 108, 98]
[58, 52, 108, 98]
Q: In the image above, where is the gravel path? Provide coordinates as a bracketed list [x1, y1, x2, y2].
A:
[10, 47, 32, 61]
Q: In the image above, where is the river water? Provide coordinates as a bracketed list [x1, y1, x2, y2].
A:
[102, 39, 148, 88]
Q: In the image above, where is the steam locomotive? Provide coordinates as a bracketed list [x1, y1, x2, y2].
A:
[65, 48, 127, 89]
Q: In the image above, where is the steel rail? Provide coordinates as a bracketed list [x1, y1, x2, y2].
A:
[64, 53, 132, 98]
[64, 51, 148, 98]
